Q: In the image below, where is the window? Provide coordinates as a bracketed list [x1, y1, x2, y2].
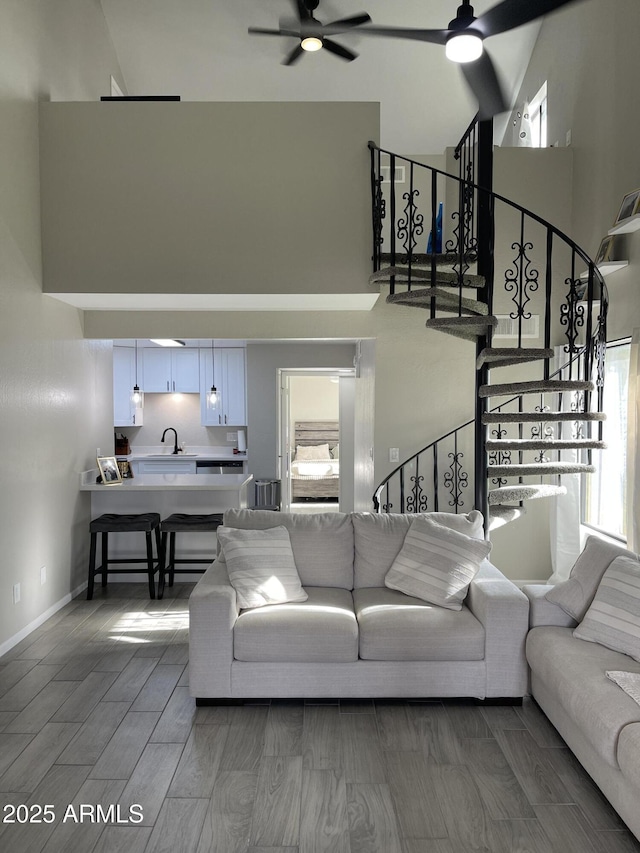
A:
[529, 81, 548, 148]
[582, 339, 631, 541]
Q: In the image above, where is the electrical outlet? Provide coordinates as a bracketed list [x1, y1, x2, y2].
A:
[40, 566, 47, 585]
[13, 583, 20, 604]
[226, 432, 237, 442]
[389, 447, 400, 463]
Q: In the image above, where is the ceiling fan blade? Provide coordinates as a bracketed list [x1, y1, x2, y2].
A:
[475, 0, 583, 38]
[355, 25, 449, 46]
[322, 13, 371, 34]
[460, 50, 508, 120]
[283, 43, 305, 65]
[248, 26, 299, 38]
[322, 38, 358, 62]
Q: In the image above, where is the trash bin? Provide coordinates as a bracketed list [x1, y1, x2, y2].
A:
[253, 479, 281, 511]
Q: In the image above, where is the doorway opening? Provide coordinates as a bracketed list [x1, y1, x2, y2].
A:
[278, 369, 355, 513]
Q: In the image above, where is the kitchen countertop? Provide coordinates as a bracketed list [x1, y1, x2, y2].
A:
[81, 473, 253, 491]
[116, 446, 248, 462]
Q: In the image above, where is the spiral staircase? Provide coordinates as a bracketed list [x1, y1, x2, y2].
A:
[369, 119, 608, 530]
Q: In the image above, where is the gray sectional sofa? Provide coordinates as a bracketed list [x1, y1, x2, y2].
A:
[524, 580, 640, 841]
[188, 509, 530, 702]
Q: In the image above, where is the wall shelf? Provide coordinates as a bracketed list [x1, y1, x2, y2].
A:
[608, 214, 640, 235]
[579, 260, 629, 280]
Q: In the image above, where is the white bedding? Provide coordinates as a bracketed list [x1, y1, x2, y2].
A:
[291, 460, 340, 480]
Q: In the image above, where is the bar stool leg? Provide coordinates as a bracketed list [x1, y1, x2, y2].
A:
[145, 531, 156, 599]
[101, 532, 109, 588]
[87, 531, 97, 600]
[157, 529, 167, 600]
[169, 532, 177, 588]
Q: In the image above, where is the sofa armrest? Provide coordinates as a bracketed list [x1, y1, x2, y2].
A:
[522, 584, 578, 629]
[188, 561, 239, 699]
[466, 562, 530, 698]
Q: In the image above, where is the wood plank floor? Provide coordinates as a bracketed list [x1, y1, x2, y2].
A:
[0, 583, 638, 853]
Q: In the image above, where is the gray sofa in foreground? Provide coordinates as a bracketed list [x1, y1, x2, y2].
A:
[524, 584, 640, 842]
[189, 509, 529, 702]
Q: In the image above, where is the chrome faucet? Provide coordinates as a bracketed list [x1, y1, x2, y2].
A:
[161, 427, 179, 454]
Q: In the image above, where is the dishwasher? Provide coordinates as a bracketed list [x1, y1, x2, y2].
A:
[195, 460, 245, 475]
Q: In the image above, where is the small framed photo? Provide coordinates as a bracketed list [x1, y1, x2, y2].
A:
[595, 235, 615, 265]
[97, 456, 123, 485]
[614, 188, 640, 224]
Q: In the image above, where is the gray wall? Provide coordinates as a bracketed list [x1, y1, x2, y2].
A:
[246, 343, 356, 484]
[0, 3, 120, 652]
[39, 101, 379, 298]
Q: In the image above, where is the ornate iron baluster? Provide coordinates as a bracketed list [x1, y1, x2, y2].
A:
[504, 239, 540, 327]
[443, 436, 469, 509]
[560, 277, 586, 357]
[487, 421, 510, 486]
[396, 189, 423, 263]
[372, 174, 386, 261]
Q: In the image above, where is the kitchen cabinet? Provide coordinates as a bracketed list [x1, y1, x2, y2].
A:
[142, 347, 200, 393]
[113, 346, 144, 427]
[200, 347, 247, 426]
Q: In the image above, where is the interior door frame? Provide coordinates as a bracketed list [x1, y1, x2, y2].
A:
[277, 367, 355, 512]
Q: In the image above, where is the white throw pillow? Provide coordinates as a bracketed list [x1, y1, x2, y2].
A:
[573, 556, 640, 661]
[384, 516, 492, 610]
[546, 536, 637, 621]
[331, 444, 340, 459]
[217, 525, 308, 609]
[296, 444, 331, 461]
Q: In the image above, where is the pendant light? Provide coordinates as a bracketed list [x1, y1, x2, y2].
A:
[208, 340, 218, 408]
[131, 340, 144, 409]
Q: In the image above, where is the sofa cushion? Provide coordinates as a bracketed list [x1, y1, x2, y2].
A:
[217, 525, 307, 609]
[573, 556, 640, 661]
[526, 626, 640, 767]
[384, 517, 491, 610]
[617, 723, 640, 791]
[222, 509, 354, 589]
[352, 511, 485, 589]
[546, 536, 637, 621]
[353, 587, 485, 661]
[233, 587, 358, 663]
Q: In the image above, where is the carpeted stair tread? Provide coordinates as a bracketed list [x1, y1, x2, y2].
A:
[380, 251, 476, 266]
[430, 326, 481, 342]
[477, 347, 554, 370]
[489, 505, 526, 529]
[427, 316, 497, 330]
[479, 379, 595, 398]
[486, 438, 607, 451]
[482, 411, 606, 424]
[387, 288, 489, 316]
[372, 267, 484, 288]
[488, 484, 567, 504]
[488, 462, 596, 477]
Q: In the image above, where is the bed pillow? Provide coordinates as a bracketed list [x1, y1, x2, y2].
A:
[331, 444, 340, 459]
[573, 556, 640, 661]
[384, 516, 492, 610]
[296, 443, 331, 461]
[546, 536, 637, 621]
[217, 525, 308, 609]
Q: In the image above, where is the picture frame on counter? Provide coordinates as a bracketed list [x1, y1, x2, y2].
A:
[97, 456, 123, 485]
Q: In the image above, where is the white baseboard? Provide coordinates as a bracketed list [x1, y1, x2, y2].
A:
[0, 581, 87, 658]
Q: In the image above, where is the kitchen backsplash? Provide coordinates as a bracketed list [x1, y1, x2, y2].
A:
[116, 393, 240, 452]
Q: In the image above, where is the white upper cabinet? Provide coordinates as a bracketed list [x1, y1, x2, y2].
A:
[113, 346, 144, 427]
[142, 347, 200, 393]
[200, 347, 247, 426]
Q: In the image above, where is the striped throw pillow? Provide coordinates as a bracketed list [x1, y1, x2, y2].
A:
[217, 525, 308, 609]
[574, 556, 640, 661]
[384, 517, 492, 610]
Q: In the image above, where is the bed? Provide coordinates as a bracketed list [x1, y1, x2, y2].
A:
[291, 421, 339, 501]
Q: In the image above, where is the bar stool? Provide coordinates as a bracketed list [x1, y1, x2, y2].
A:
[87, 513, 163, 600]
[158, 513, 223, 599]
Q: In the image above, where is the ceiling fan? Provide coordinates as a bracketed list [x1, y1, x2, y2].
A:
[354, 0, 586, 119]
[248, 0, 371, 66]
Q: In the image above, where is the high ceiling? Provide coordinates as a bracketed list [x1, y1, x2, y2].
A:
[99, 0, 544, 154]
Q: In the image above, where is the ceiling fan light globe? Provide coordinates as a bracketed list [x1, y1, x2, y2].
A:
[301, 36, 323, 51]
[445, 32, 483, 63]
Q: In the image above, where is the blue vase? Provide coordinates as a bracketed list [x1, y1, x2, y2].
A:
[427, 202, 443, 253]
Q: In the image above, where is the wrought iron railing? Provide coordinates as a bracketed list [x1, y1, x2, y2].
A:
[369, 130, 608, 516]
